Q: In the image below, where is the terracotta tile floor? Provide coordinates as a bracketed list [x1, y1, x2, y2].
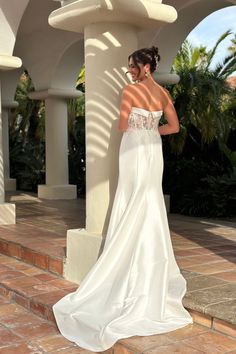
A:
[168, 215, 236, 327]
[0, 192, 235, 352]
[1, 295, 236, 354]
[3, 192, 85, 260]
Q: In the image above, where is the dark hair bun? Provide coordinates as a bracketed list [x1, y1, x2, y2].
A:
[150, 46, 161, 64]
[128, 46, 161, 74]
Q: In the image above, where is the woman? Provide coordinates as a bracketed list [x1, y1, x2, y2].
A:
[53, 46, 193, 352]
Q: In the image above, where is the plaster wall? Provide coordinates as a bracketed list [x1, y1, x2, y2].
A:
[0, 69, 22, 103]
[0, 0, 29, 55]
[14, 0, 83, 91]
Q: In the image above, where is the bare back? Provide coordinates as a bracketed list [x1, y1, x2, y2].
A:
[118, 78, 179, 133]
[129, 81, 170, 112]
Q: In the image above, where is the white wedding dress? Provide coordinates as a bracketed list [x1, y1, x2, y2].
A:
[53, 107, 193, 352]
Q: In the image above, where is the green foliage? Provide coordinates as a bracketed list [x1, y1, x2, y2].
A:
[177, 168, 236, 217]
[163, 158, 227, 207]
[9, 71, 45, 191]
[76, 64, 85, 92]
[68, 92, 85, 195]
[10, 69, 86, 194]
[8, 33, 236, 217]
[9, 132, 45, 192]
[168, 31, 236, 155]
[163, 31, 236, 217]
[68, 115, 86, 195]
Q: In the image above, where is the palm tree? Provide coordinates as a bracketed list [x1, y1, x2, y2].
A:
[167, 30, 236, 155]
[228, 33, 236, 59]
[9, 71, 46, 191]
[11, 71, 45, 143]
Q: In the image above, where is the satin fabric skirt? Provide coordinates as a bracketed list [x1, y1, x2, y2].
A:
[53, 129, 193, 352]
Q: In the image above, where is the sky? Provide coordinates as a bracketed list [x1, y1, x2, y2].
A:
[186, 5, 236, 72]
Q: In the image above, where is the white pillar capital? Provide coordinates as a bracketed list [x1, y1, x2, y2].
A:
[2, 100, 19, 109]
[49, 0, 177, 33]
[154, 72, 180, 85]
[0, 55, 22, 71]
[28, 88, 83, 101]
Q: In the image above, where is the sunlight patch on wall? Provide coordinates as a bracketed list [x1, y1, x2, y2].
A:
[103, 32, 121, 47]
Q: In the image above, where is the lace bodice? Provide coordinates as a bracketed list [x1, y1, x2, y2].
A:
[128, 107, 162, 131]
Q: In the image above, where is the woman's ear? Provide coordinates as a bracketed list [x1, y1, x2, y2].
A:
[144, 63, 151, 73]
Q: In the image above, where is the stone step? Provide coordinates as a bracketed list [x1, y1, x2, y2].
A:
[182, 269, 236, 339]
[0, 236, 64, 276]
[0, 254, 77, 323]
[0, 253, 235, 340]
[2, 296, 236, 354]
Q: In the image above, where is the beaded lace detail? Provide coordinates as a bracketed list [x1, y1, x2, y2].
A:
[128, 107, 162, 131]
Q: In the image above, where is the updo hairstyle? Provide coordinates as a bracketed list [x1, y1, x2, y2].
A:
[128, 46, 161, 74]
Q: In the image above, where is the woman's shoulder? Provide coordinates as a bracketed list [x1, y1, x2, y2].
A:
[122, 82, 171, 99]
[121, 83, 140, 96]
[156, 84, 173, 103]
[123, 83, 138, 90]
[154, 83, 170, 95]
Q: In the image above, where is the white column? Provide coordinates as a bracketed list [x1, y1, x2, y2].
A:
[2, 102, 17, 191]
[48, 0, 178, 284]
[0, 81, 15, 224]
[85, 23, 138, 234]
[29, 88, 80, 200]
[38, 95, 76, 199]
[0, 54, 20, 224]
[0, 81, 4, 204]
[45, 97, 68, 185]
[65, 23, 138, 283]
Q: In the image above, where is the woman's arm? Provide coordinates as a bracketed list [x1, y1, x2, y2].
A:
[118, 85, 133, 132]
[158, 90, 179, 135]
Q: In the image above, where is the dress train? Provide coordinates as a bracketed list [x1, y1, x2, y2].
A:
[53, 107, 193, 352]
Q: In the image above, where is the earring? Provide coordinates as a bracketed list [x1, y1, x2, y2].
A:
[145, 71, 151, 78]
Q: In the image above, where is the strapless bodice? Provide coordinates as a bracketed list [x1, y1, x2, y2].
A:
[128, 107, 162, 131]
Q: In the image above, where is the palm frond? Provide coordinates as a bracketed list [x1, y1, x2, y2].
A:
[218, 57, 236, 79]
[206, 29, 232, 69]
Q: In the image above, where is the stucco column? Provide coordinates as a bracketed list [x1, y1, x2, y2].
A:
[0, 55, 21, 224]
[29, 88, 80, 200]
[2, 101, 18, 191]
[64, 23, 138, 283]
[85, 23, 138, 234]
[39, 95, 77, 199]
[49, 0, 178, 284]
[45, 96, 68, 186]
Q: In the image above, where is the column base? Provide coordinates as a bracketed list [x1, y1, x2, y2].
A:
[64, 196, 170, 284]
[0, 203, 16, 225]
[5, 178, 16, 191]
[64, 229, 103, 284]
[38, 184, 77, 200]
[0, 55, 22, 70]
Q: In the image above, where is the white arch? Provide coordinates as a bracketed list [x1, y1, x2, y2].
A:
[138, 0, 236, 72]
[13, 0, 82, 91]
[51, 39, 84, 90]
[0, 0, 29, 55]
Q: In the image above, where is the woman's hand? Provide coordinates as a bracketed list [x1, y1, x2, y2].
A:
[158, 91, 179, 135]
